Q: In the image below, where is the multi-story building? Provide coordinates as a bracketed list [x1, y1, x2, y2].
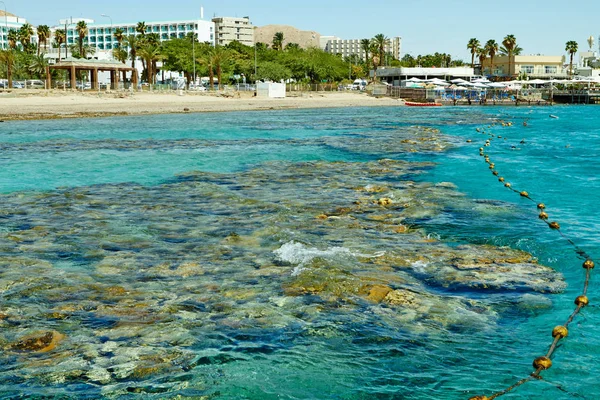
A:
[322, 36, 402, 62]
[47, 17, 215, 61]
[481, 55, 568, 79]
[212, 16, 253, 46]
[0, 10, 27, 50]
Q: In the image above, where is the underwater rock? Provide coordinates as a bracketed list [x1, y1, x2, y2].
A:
[409, 244, 565, 293]
[367, 285, 393, 303]
[8, 330, 65, 353]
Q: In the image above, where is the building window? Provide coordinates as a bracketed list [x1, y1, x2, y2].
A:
[545, 66, 557, 74]
[522, 65, 534, 74]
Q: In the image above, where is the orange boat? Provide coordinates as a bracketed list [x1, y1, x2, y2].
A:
[404, 101, 442, 107]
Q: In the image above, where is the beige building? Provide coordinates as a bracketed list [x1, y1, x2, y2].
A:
[482, 55, 568, 79]
[322, 37, 402, 62]
[212, 16, 253, 46]
[254, 25, 321, 49]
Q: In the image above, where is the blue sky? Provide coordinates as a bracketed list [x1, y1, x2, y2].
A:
[7, 0, 600, 61]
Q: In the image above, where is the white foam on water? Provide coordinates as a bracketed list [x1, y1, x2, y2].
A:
[274, 241, 355, 276]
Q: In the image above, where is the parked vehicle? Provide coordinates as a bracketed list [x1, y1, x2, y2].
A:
[12, 81, 24, 89]
[352, 79, 367, 90]
[26, 79, 45, 89]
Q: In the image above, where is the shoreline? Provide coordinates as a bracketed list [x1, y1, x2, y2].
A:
[0, 90, 405, 121]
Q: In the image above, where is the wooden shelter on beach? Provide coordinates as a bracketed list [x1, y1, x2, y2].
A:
[46, 58, 138, 90]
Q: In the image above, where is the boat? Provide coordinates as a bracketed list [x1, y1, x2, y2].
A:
[404, 101, 442, 107]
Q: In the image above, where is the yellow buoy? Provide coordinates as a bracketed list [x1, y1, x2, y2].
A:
[533, 356, 552, 370]
[575, 295, 589, 307]
[539, 212, 549, 220]
[549, 221, 560, 230]
[504, 183, 511, 188]
[537, 203, 546, 210]
[499, 177, 505, 182]
[552, 326, 568, 339]
[583, 259, 595, 269]
[520, 191, 529, 197]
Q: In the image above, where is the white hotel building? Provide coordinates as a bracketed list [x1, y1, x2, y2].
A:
[0, 10, 27, 50]
[47, 17, 215, 61]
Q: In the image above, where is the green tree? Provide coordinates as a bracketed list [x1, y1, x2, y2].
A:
[76, 20, 88, 59]
[256, 61, 292, 81]
[7, 29, 17, 50]
[27, 54, 48, 78]
[0, 49, 16, 87]
[136, 21, 148, 36]
[502, 34, 517, 78]
[113, 28, 125, 47]
[18, 23, 34, 51]
[125, 35, 140, 80]
[565, 40, 578, 78]
[360, 39, 371, 78]
[54, 29, 66, 62]
[285, 43, 300, 51]
[113, 47, 129, 80]
[272, 32, 284, 51]
[372, 33, 389, 67]
[138, 41, 161, 84]
[477, 47, 487, 75]
[467, 38, 480, 69]
[484, 39, 499, 77]
[36, 25, 51, 56]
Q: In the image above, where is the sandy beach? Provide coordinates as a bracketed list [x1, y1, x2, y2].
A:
[0, 90, 404, 120]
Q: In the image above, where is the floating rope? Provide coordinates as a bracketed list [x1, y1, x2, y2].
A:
[468, 120, 594, 400]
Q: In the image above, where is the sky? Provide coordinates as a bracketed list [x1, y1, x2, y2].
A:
[7, 0, 600, 62]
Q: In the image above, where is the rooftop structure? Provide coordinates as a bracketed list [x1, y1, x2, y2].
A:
[0, 11, 28, 50]
[212, 16, 253, 46]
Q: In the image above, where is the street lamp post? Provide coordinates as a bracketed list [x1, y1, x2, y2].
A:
[0, 0, 7, 83]
[101, 14, 113, 59]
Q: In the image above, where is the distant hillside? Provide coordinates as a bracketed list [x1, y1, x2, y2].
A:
[254, 25, 321, 49]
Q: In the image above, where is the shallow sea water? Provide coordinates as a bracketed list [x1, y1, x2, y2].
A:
[0, 106, 599, 399]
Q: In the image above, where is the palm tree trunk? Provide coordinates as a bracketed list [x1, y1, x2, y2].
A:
[217, 65, 222, 88]
[79, 37, 83, 59]
[209, 69, 214, 90]
[471, 54, 474, 69]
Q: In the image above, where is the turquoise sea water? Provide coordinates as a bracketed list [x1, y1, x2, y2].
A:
[0, 106, 598, 399]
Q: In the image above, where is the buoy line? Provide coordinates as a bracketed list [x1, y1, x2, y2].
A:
[467, 119, 594, 400]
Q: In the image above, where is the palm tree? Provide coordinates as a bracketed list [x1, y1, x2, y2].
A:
[54, 29, 66, 62]
[477, 47, 487, 75]
[484, 39, 499, 77]
[565, 41, 578, 78]
[211, 46, 231, 87]
[136, 21, 148, 36]
[467, 38, 480, 69]
[113, 47, 129, 80]
[272, 32, 284, 51]
[372, 34, 390, 66]
[18, 23, 34, 51]
[360, 38, 371, 79]
[137, 41, 161, 84]
[502, 34, 517, 78]
[113, 28, 125, 47]
[125, 35, 140, 81]
[76, 20, 88, 59]
[198, 49, 215, 89]
[0, 49, 16, 88]
[370, 42, 380, 82]
[7, 29, 17, 50]
[36, 25, 51, 56]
